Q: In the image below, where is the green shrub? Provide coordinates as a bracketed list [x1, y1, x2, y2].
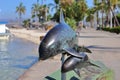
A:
[102, 27, 120, 34]
[101, 27, 110, 31]
[110, 27, 120, 34]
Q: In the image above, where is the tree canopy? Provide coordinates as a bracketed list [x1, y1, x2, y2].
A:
[16, 2, 26, 23]
[52, 0, 88, 22]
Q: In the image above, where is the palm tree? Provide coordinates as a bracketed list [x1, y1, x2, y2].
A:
[94, 0, 106, 28]
[94, 0, 110, 28]
[61, 0, 74, 8]
[86, 8, 95, 28]
[38, 5, 48, 22]
[94, 0, 100, 26]
[93, 0, 120, 28]
[44, 5, 49, 21]
[62, 0, 87, 21]
[86, 14, 94, 28]
[101, 0, 106, 28]
[118, 0, 120, 8]
[31, 3, 40, 22]
[16, 2, 26, 24]
[107, 0, 120, 27]
[102, 0, 119, 28]
[52, 0, 88, 23]
[49, 0, 73, 15]
[48, 0, 59, 12]
[23, 19, 30, 29]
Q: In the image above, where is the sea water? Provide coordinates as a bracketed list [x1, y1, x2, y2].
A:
[0, 21, 8, 24]
[0, 37, 38, 80]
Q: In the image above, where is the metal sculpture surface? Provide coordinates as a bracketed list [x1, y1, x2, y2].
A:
[39, 11, 86, 60]
[39, 10, 101, 79]
[61, 53, 101, 77]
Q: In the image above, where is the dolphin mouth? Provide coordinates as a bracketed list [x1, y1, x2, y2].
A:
[39, 49, 49, 60]
[39, 42, 51, 60]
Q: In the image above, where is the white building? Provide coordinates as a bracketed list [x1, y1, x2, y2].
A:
[0, 24, 9, 33]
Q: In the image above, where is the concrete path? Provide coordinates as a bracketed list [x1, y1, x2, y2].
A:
[18, 28, 120, 80]
[78, 28, 120, 80]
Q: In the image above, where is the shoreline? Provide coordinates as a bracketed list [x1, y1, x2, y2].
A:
[10, 28, 46, 44]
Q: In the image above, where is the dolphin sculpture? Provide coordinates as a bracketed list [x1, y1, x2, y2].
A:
[38, 10, 101, 79]
[61, 52, 101, 77]
[39, 10, 87, 60]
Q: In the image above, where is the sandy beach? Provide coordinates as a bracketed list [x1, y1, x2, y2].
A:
[10, 28, 47, 44]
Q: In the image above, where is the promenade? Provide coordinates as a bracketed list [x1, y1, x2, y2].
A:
[78, 28, 120, 80]
[13, 28, 120, 80]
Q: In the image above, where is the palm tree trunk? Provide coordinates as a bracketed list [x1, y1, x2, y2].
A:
[19, 13, 22, 25]
[39, 16, 41, 22]
[107, 0, 120, 26]
[102, 10, 104, 28]
[90, 21, 92, 28]
[110, 6, 120, 26]
[45, 7, 47, 21]
[101, 0, 104, 28]
[97, 11, 99, 25]
[110, 11, 113, 28]
[90, 18, 93, 28]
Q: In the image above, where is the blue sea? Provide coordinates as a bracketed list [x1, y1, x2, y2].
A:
[0, 36, 38, 80]
[0, 21, 8, 24]
[0, 21, 39, 80]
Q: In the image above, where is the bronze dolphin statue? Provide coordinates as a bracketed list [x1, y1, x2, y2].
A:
[39, 11, 86, 60]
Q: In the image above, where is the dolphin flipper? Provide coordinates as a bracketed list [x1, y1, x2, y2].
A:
[74, 45, 92, 53]
[63, 48, 85, 59]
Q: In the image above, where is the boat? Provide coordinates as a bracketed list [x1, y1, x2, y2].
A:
[0, 24, 10, 39]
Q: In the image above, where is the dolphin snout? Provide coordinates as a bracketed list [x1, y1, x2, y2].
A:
[61, 56, 80, 73]
[39, 43, 50, 60]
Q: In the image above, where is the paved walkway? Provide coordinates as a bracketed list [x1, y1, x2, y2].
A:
[78, 28, 120, 80]
[18, 28, 120, 80]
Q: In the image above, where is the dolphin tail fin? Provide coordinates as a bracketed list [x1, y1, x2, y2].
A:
[73, 45, 92, 53]
[60, 9, 65, 23]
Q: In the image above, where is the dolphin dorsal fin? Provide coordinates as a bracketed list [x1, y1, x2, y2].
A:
[60, 9, 65, 23]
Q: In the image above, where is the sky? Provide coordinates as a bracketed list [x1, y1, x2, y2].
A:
[0, 0, 93, 21]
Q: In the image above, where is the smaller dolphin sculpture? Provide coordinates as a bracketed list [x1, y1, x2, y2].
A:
[61, 52, 101, 77]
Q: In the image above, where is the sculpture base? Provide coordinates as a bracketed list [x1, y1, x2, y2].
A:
[44, 61, 114, 80]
